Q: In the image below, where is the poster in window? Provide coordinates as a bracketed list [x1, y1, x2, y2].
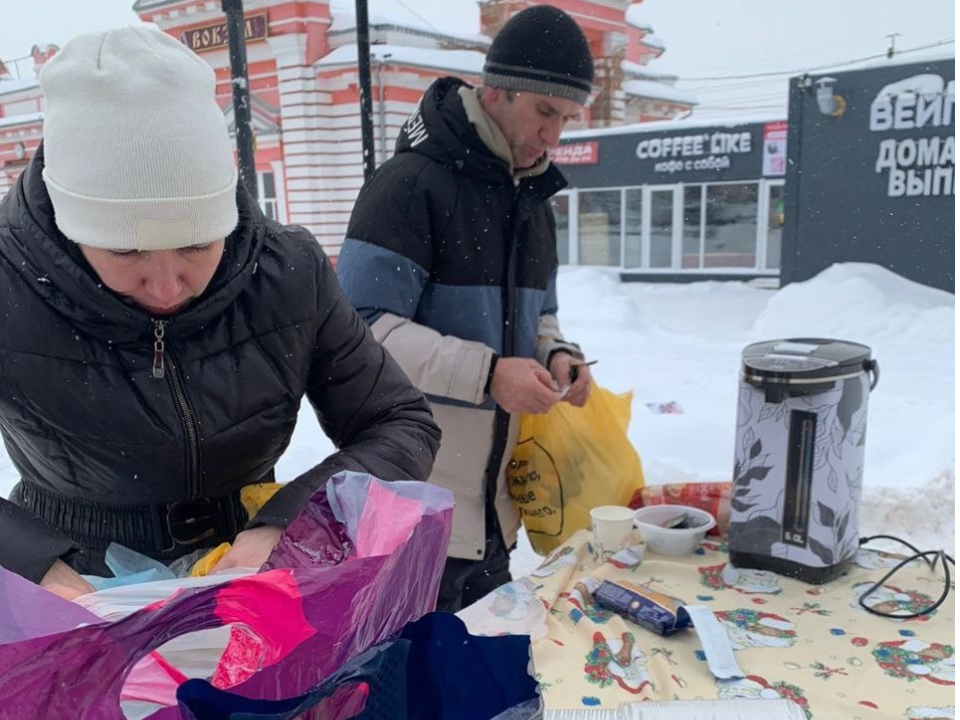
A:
[762, 121, 788, 176]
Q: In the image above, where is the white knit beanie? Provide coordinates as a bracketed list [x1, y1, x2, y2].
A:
[40, 25, 238, 250]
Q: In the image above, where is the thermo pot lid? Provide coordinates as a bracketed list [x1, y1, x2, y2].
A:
[741, 338, 872, 385]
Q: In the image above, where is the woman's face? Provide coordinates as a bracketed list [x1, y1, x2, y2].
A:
[80, 241, 225, 316]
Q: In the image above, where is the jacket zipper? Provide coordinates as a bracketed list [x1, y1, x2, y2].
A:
[482, 187, 523, 550]
[152, 319, 202, 500]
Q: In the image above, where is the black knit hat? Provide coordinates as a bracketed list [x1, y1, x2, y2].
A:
[482, 5, 594, 105]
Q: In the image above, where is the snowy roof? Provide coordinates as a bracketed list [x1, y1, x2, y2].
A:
[0, 111, 43, 128]
[0, 76, 40, 97]
[224, 93, 280, 134]
[132, 0, 180, 9]
[622, 79, 697, 106]
[329, 6, 489, 48]
[316, 44, 485, 76]
[329, 14, 490, 48]
[639, 33, 665, 51]
[562, 112, 785, 140]
[624, 4, 654, 33]
[621, 60, 677, 82]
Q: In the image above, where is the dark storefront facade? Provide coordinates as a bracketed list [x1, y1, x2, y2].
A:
[551, 118, 788, 282]
[782, 59, 955, 293]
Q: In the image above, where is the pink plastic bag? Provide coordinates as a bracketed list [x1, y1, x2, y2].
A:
[0, 472, 454, 720]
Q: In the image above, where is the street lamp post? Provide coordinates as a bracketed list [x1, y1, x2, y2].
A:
[372, 54, 392, 165]
[222, 0, 258, 201]
[355, 0, 376, 182]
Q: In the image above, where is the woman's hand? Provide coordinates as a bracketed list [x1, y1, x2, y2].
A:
[211, 525, 284, 572]
[40, 559, 95, 600]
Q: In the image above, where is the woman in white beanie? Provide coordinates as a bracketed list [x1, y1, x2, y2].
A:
[0, 26, 440, 598]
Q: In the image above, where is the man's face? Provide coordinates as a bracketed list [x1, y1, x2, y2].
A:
[482, 88, 583, 169]
[80, 241, 225, 316]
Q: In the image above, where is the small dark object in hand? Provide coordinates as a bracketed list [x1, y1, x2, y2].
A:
[569, 359, 599, 383]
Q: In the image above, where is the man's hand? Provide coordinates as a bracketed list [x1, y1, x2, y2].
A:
[549, 352, 592, 407]
[489, 357, 561, 414]
[211, 525, 284, 572]
[40, 559, 95, 601]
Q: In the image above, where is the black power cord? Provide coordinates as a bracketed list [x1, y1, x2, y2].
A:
[856, 534, 955, 620]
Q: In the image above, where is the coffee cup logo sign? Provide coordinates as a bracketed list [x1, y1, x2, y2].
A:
[635, 131, 753, 175]
[868, 74, 955, 198]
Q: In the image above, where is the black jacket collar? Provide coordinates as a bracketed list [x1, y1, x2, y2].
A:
[395, 77, 567, 204]
[0, 145, 265, 344]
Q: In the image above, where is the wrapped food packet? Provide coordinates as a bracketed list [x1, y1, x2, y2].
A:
[629, 482, 732, 537]
[592, 579, 692, 636]
[592, 580, 746, 681]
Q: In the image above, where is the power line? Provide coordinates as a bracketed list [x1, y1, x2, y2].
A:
[655, 31, 954, 84]
[688, 82, 796, 96]
[885, 32, 902, 60]
[676, 38, 954, 82]
[353, 0, 446, 37]
[391, 0, 444, 35]
[689, 90, 787, 101]
[669, 35, 897, 76]
[698, 105, 785, 112]
[688, 79, 796, 94]
[697, 97, 787, 108]
[702, 98, 787, 108]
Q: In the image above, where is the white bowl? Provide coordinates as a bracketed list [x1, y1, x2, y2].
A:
[633, 504, 716, 556]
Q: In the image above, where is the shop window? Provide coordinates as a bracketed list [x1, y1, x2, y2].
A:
[648, 188, 674, 268]
[257, 171, 278, 221]
[578, 190, 622, 266]
[766, 184, 784, 270]
[624, 188, 642, 268]
[550, 195, 570, 265]
[682, 185, 703, 269]
[704, 183, 758, 268]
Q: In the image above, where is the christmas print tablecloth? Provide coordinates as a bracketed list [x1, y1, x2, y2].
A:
[458, 530, 954, 719]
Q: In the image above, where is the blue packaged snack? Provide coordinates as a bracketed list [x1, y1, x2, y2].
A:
[592, 579, 692, 636]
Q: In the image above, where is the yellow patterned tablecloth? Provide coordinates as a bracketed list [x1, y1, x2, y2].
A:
[458, 530, 955, 719]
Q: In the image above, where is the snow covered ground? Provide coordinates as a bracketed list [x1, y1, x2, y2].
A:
[510, 262, 955, 576]
[0, 262, 953, 575]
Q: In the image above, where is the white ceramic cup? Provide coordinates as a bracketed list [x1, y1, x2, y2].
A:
[589, 505, 636, 560]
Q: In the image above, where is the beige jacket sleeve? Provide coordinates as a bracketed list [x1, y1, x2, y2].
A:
[534, 313, 584, 368]
[371, 312, 496, 406]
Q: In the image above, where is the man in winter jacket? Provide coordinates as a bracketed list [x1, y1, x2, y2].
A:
[0, 26, 440, 599]
[336, 6, 595, 612]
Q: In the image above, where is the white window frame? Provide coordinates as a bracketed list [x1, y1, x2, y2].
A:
[566, 190, 579, 265]
[571, 186, 624, 267]
[622, 186, 645, 270]
[257, 168, 286, 224]
[757, 178, 785, 272]
[699, 179, 765, 273]
[563, 179, 781, 275]
[642, 183, 682, 270]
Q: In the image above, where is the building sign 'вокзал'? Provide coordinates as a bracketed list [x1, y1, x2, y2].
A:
[181, 13, 268, 54]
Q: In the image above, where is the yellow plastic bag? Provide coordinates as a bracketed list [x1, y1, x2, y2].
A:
[507, 381, 645, 555]
[190, 542, 232, 577]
